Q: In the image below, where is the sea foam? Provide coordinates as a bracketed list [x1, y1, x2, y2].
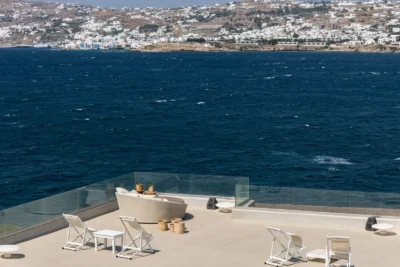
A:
[313, 156, 353, 165]
[328, 167, 339, 172]
[271, 151, 298, 157]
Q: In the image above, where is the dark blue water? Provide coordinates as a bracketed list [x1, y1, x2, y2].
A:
[1, 49, 400, 209]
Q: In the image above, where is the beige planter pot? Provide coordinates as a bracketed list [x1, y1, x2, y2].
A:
[174, 222, 185, 234]
[171, 218, 182, 224]
[158, 220, 168, 231]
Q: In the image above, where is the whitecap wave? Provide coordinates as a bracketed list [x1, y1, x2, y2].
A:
[328, 167, 339, 172]
[313, 156, 353, 165]
[284, 74, 292, 77]
[395, 158, 400, 161]
[197, 102, 206, 105]
[265, 76, 275, 79]
[271, 151, 298, 157]
[370, 72, 380, 75]
[155, 100, 167, 103]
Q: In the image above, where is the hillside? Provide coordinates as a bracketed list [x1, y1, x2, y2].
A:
[0, 0, 400, 50]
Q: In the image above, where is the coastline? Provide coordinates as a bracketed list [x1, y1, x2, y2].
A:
[1, 43, 399, 54]
[137, 43, 400, 54]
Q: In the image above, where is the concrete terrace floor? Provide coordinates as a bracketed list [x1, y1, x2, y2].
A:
[1, 205, 398, 267]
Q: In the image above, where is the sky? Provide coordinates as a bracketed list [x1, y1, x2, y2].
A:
[45, 0, 230, 8]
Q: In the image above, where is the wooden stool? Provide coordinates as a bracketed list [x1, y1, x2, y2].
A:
[158, 220, 168, 231]
[174, 222, 185, 234]
[171, 218, 182, 224]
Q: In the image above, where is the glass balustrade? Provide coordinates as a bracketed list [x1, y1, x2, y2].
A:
[0, 172, 248, 238]
[237, 184, 400, 216]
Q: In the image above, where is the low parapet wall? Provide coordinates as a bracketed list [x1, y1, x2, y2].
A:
[232, 206, 400, 231]
[254, 202, 400, 217]
[0, 199, 118, 245]
[161, 193, 234, 208]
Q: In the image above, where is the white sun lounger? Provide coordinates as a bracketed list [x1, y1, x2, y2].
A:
[116, 216, 154, 260]
[326, 236, 351, 267]
[62, 214, 96, 251]
[265, 226, 306, 266]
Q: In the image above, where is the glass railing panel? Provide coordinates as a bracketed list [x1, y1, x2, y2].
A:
[235, 176, 250, 206]
[185, 174, 248, 197]
[0, 198, 45, 237]
[101, 172, 135, 193]
[134, 172, 185, 194]
[290, 188, 349, 213]
[43, 190, 80, 221]
[80, 183, 108, 208]
[348, 191, 382, 215]
[374, 192, 400, 217]
[81, 172, 136, 208]
[134, 172, 248, 197]
[250, 185, 291, 209]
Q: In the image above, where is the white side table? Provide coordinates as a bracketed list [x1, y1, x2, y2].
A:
[94, 230, 124, 254]
[372, 223, 394, 235]
[216, 202, 235, 213]
[0, 245, 19, 259]
[306, 249, 326, 261]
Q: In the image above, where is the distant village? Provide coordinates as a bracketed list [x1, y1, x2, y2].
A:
[1, 0, 400, 51]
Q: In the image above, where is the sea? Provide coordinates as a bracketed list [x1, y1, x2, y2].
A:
[1, 49, 400, 209]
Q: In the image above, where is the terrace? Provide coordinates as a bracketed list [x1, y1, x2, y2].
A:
[1, 172, 399, 266]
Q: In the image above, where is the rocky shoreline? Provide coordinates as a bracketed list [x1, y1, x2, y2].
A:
[1, 43, 399, 54]
[137, 43, 400, 53]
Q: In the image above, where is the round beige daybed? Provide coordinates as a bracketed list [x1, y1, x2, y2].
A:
[116, 191, 188, 223]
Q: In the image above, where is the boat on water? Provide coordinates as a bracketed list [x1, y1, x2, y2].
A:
[33, 44, 50, 49]
[14, 44, 33, 48]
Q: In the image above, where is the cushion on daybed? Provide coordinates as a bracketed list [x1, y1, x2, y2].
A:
[116, 187, 129, 194]
[153, 198, 169, 202]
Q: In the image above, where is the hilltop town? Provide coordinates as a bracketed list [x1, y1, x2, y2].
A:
[1, 0, 400, 52]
